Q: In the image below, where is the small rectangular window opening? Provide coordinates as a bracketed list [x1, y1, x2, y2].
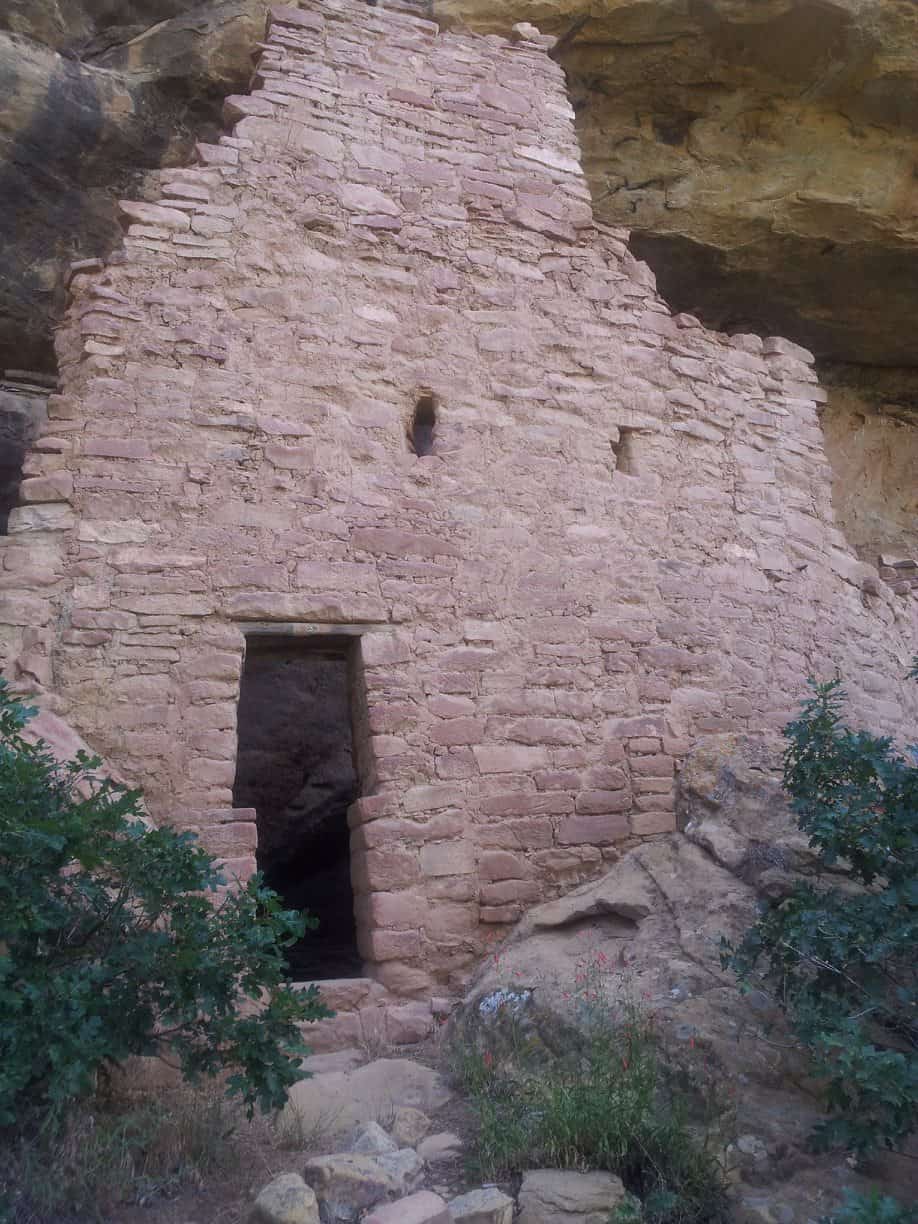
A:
[409, 393, 437, 457]
[611, 426, 641, 476]
[233, 634, 362, 980]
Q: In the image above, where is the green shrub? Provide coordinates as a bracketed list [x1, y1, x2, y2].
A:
[0, 682, 330, 1125]
[821, 1189, 918, 1224]
[450, 980, 730, 1224]
[723, 676, 918, 1155]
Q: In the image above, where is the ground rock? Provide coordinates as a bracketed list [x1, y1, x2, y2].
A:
[517, 1169, 627, 1223]
[363, 1190, 451, 1224]
[448, 1185, 515, 1224]
[284, 1058, 451, 1141]
[302, 1150, 425, 1222]
[302, 1049, 366, 1076]
[458, 732, 918, 1214]
[250, 1173, 319, 1224]
[348, 1120, 398, 1156]
[390, 1106, 431, 1147]
[417, 1132, 463, 1163]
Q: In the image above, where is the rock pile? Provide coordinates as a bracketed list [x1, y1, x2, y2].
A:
[256, 1048, 634, 1223]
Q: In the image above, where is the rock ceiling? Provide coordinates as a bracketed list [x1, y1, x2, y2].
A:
[1, 0, 917, 401]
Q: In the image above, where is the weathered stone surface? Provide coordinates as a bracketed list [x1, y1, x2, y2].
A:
[363, 1191, 451, 1224]
[448, 1185, 515, 1224]
[302, 1149, 425, 1222]
[517, 1169, 627, 1222]
[416, 1131, 463, 1163]
[459, 735, 918, 1210]
[819, 366, 918, 563]
[435, 0, 918, 373]
[677, 733, 815, 888]
[284, 1059, 451, 1141]
[250, 1173, 319, 1224]
[0, 1, 264, 372]
[348, 1121, 398, 1156]
[390, 1106, 431, 1148]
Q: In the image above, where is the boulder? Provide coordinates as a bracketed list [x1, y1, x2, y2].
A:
[448, 1185, 515, 1224]
[348, 1121, 398, 1156]
[250, 1173, 319, 1224]
[390, 1106, 431, 1148]
[363, 1190, 452, 1224]
[284, 1058, 452, 1142]
[456, 733, 918, 1215]
[416, 1132, 463, 1163]
[303, 1150, 425, 1222]
[302, 1049, 365, 1076]
[517, 1169, 627, 1223]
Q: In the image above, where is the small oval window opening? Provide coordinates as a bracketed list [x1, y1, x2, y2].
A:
[409, 394, 437, 457]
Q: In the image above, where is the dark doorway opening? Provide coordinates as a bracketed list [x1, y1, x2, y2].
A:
[0, 378, 49, 534]
[232, 635, 362, 980]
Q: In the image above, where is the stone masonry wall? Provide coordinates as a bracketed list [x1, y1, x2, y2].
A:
[1, 0, 916, 997]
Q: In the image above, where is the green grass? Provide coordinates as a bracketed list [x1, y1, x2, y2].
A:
[450, 1001, 731, 1224]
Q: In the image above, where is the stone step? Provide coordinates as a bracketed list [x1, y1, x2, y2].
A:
[292, 976, 455, 1053]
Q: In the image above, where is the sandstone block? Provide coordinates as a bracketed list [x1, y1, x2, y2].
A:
[356, 891, 426, 928]
[7, 505, 76, 533]
[390, 1106, 430, 1148]
[420, 841, 475, 877]
[574, 790, 631, 815]
[631, 810, 677, 835]
[473, 745, 549, 774]
[250, 1173, 319, 1224]
[517, 1169, 627, 1223]
[385, 1002, 434, 1045]
[557, 813, 630, 846]
[285, 1060, 450, 1144]
[403, 783, 465, 813]
[480, 879, 540, 905]
[363, 1191, 450, 1224]
[19, 473, 73, 503]
[479, 850, 531, 881]
[629, 755, 675, 778]
[449, 1185, 515, 1224]
[303, 1150, 424, 1222]
[340, 184, 401, 216]
[357, 928, 421, 964]
[119, 200, 190, 230]
[352, 848, 420, 893]
[348, 1121, 398, 1156]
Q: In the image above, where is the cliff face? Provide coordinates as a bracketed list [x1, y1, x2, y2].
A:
[435, 0, 918, 368]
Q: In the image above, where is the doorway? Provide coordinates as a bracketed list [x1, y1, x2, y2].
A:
[232, 634, 362, 979]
